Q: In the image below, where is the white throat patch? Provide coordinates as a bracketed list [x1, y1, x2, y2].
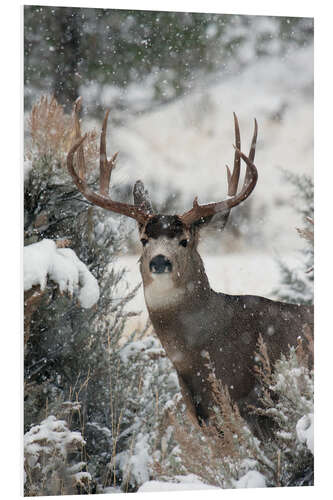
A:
[144, 273, 185, 311]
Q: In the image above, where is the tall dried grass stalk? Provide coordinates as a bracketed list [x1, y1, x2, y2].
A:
[27, 95, 99, 174]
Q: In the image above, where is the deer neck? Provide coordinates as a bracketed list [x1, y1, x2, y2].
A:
[141, 249, 211, 314]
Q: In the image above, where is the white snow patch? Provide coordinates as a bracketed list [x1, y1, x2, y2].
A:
[103, 486, 121, 494]
[119, 339, 150, 364]
[138, 474, 219, 492]
[117, 433, 151, 486]
[296, 413, 314, 454]
[234, 470, 267, 488]
[24, 158, 33, 181]
[24, 239, 99, 308]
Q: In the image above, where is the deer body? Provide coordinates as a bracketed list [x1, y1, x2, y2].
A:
[67, 99, 314, 428]
[138, 214, 313, 423]
[148, 284, 313, 422]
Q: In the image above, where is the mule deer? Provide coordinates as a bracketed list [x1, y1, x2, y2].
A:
[67, 98, 313, 428]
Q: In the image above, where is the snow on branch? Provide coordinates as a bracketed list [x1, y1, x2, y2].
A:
[296, 413, 314, 455]
[24, 239, 99, 308]
[24, 415, 91, 492]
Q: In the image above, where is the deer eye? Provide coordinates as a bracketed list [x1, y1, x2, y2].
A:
[179, 239, 188, 247]
[141, 238, 148, 247]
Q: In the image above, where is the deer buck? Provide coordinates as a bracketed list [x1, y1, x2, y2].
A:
[67, 98, 313, 431]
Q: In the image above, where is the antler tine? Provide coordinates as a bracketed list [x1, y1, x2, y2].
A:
[236, 117, 258, 194]
[67, 133, 89, 191]
[226, 112, 241, 197]
[99, 109, 118, 196]
[67, 98, 151, 225]
[179, 115, 258, 227]
[249, 118, 258, 164]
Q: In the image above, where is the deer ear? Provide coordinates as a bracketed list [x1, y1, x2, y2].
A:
[192, 209, 231, 230]
[133, 180, 154, 228]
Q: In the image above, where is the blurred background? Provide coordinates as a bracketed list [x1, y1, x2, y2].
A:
[24, 6, 314, 331]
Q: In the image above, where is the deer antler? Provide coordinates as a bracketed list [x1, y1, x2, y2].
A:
[67, 98, 151, 225]
[179, 113, 258, 226]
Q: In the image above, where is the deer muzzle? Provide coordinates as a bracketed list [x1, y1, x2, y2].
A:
[149, 254, 173, 274]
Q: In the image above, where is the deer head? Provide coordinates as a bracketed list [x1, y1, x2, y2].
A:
[67, 98, 258, 309]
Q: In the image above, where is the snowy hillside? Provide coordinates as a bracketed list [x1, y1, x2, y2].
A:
[83, 44, 313, 251]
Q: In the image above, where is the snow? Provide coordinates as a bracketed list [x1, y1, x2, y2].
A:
[296, 413, 314, 454]
[24, 239, 99, 308]
[103, 486, 121, 494]
[234, 470, 267, 488]
[24, 415, 90, 488]
[119, 339, 154, 364]
[24, 158, 33, 180]
[127, 433, 151, 486]
[138, 474, 219, 492]
[24, 415, 85, 469]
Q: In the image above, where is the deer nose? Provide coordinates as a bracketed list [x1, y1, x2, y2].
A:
[149, 254, 172, 274]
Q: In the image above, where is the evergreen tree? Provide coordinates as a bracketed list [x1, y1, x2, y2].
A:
[272, 171, 314, 305]
[24, 96, 137, 493]
[24, 6, 313, 114]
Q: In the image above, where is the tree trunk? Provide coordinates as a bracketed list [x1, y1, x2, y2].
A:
[52, 8, 81, 110]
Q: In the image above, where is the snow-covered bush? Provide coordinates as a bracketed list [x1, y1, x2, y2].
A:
[252, 334, 314, 486]
[138, 335, 314, 491]
[296, 413, 314, 455]
[157, 373, 275, 490]
[24, 414, 91, 496]
[24, 239, 100, 309]
[104, 336, 181, 492]
[23, 96, 144, 493]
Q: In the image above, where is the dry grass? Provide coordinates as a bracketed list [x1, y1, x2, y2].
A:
[206, 373, 248, 457]
[295, 325, 314, 369]
[27, 95, 99, 174]
[150, 338, 316, 489]
[24, 397, 92, 496]
[151, 400, 225, 487]
[24, 285, 45, 347]
[150, 370, 266, 489]
[29, 96, 73, 156]
[296, 216, 314, 243]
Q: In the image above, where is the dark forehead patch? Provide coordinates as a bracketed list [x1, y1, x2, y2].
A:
[145, 215, 185, 239]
